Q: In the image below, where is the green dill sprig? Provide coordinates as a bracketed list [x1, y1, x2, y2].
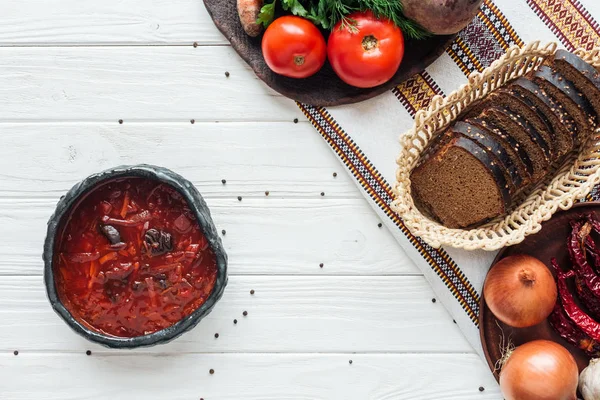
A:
[257, 0, 431, 40]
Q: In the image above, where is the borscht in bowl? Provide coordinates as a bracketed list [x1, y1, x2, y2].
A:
[43, 165, 227, 348]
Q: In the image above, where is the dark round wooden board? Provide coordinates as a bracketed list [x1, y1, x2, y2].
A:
[480, 202, 600, 382]
[203, 0, 456, 106]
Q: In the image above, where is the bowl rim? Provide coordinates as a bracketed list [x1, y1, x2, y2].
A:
[43, 164, 228, 348]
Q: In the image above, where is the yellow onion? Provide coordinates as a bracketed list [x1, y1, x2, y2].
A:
[500, 340, 578, 400]
[484, 254, 557, 328]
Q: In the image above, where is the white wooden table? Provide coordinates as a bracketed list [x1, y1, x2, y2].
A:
[0, 1, 500, 398]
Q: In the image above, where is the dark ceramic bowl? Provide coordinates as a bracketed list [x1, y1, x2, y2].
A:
[43, 164, 228, 349]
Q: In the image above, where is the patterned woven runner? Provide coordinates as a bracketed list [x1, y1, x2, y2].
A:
[300, 0, 600, 359]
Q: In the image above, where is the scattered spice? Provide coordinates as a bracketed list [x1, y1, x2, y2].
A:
[238, 196, 242, 201]
[478, 387, 485, 392]
[319, 263, 324, 268]
[221, 229, 226, 235]
[377, 223, 382, 228]
[13, 350, 18, 356]
[221, 179, 227, 184]
[86, 350, 92, 356]
[250, 289, 255, 295]
[209, 369, 215, 375]
[234, 319, 238, 324]
[118, 119, 123, 124]
[243, 310, 248, 316]
[320, 192, 325, 196]
[333, 172, 337, 177]
[190, 119, 195, 124]
[265, 191, 269, 196]
[225, 71, 230, 77]
[293, 118, 299, 123]
[214, 333, 219, 338]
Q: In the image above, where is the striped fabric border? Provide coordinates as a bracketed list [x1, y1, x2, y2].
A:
[392, 72, 444, 117]
[527, 0, 600, 51]
[298, 0, 526, 327]
[297, 103, 481, 323]
[447, 0, 524, 74]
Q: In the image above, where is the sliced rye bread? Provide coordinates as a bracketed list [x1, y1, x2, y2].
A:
[508, 77, 575, 157]
[411, 134, 511, 228]
[532, 65, 596, 144]
[463, 90, 557, 159]
[480, 105, 550, 181]
[554, 49, 600, 127]
[467, 117, 534, 184]
[450, 121, 525, 192]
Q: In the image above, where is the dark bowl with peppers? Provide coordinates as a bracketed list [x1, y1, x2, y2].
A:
[480, 203, 600, 380]
[43, 165, 228, 348]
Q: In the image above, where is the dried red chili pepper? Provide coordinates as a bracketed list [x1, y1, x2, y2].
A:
[552, 258, 600, 341]
[549, 302, 600, 357]
[568, 220, 600, 318]
[585, 235, 600, 274]
[575, 275, 600, 319]
[584, 214, 600, 273]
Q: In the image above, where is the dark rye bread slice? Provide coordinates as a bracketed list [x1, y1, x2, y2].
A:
[411, 135, 511, 228]
[508, 77, 575, 157]
[467, 117, 534, 184]
[463, 89, 557, 159]
[532, 65, 596, 144]
[554, 49, 600, 125]
[480, 106, 550, 181]
[450, 121, 524, 192]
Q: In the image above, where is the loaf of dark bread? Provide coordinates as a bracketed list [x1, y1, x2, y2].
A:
[450, 121, 526, 192]
[411, 135, 511, 228]
[533, 65, 596, 144]
[467, 117, 534, 183]
[411, 53, 600, 229]
[480, 106, 550, 181]
[509, 77, 576, 157]
[554, 49, 600, 121]
[463, 90, 557, 158]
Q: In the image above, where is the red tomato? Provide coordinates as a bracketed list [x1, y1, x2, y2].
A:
[261, 16, 327, 79]
[328, 11, 405, 88]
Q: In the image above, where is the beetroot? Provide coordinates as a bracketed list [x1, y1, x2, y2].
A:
[402, 0, 483, 35]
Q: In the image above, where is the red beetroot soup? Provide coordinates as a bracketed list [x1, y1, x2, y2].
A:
[54, 177, 218, 338]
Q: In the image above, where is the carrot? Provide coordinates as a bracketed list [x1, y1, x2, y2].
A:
[120, 191, 130, 218]
[88, 260, 99, 289]
[237, 0, 264, 37]
[98, 252, 118, 265]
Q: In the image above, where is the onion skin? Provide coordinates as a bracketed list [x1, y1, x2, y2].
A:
[500, 340, 578, 400]
[484, 254, 557, 328]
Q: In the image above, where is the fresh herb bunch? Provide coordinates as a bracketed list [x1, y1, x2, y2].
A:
[257, 0, 430, 40]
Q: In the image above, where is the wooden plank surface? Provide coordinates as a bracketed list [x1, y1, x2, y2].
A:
[1, 353, 500, 400]
[0, 275, 469, 353]
[0, 0, 227, 45]
[0, 122, 358, 199]
[0, 198, 414, 276]
[0, 47, 299, 122]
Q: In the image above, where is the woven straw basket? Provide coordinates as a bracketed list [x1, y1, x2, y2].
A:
[392, 41, 600, 251]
